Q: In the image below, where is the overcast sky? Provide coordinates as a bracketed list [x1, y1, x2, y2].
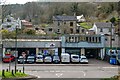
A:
[5, 0, 38, 4]
[2, 0, 120, 4]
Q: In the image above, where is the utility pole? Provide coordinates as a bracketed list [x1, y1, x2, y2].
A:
[15, 25, 17, 73]
[110, 22, 113, 53]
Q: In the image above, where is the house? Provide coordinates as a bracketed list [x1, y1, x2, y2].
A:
[77, 15, 86, 22]
[53, 15, 77, 34]
[0, 15, 21, 31]
[89, 22, 114, 35]
[21, 20, 33, 29]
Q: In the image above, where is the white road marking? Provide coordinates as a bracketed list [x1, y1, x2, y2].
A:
[55, 73, 63, 77]
[56, 71, 60, 72]
[81, 71, 86, 77]
[50, 71, 54, 72]
[102, 67, 118, 69]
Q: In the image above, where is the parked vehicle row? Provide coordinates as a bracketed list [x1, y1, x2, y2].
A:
[17, 53, 88, 64]
[2, 54, 15, 63]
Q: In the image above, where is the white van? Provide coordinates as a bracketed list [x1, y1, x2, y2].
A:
[61, 53, 70, 63]
[71, 54, 80, 63]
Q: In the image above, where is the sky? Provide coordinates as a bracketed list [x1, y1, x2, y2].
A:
[4, 0, 38, 4]
[2, 0, 120, 4]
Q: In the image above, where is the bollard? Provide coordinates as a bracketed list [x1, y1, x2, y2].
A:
[19, 70, 21, 73]
[16, 69, 18, 72]
[2, 69, 5, 77]
[6, 69, 8, 72]
[11, 70, 14, 76]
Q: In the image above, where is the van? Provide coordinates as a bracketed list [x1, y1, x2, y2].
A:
[61, 53, 70, 63]
[71, 54, 79, 63]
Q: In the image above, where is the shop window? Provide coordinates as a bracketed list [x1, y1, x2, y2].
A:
[70, 22, 73, 26]
[109, 28, 111, 32]
[99, 37, 101, 42]
[100, 28, 103, 32]
[92, 37, 94, 42]
[86, 37, 88, 42]
[112, 38, 115, 41]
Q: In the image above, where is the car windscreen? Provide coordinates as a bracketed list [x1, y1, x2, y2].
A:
[19, 56, 24, 59]
[81, 58, 87, 60]
[37, 57, 43, 59]
[72, 56, 79, 58]
[28, 56, 35, 59]
[53, 56, 59, 59]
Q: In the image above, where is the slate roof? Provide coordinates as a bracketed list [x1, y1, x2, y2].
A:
[95, 22, 114, 28]
[53, 16, 77, 21]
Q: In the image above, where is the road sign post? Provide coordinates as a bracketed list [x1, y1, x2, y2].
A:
[22, 52, 26, 74]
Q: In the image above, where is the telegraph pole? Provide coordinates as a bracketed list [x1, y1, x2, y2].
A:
[15, 25, 17, 73]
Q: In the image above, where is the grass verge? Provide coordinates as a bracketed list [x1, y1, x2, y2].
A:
[0, 71, 28, 78]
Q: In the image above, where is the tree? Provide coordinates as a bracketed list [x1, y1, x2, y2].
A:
[110, 17, 116, 24]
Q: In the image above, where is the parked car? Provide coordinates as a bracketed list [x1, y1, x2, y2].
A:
[26, 56, 35, 63]
[53, 55, 60, 64]
[71, 54, 79, 63]
[61, 53, 70, 63]
[80, 56, 88, 64]
[44, 56, 52, 63]
[3, 54, 15, 63]
[17, 56, 26, 64]
[36, 55, 43, 63]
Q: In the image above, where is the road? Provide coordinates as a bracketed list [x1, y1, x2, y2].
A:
[1, 59, 119, 79]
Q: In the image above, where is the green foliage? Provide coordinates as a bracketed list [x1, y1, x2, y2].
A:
[80, 22, 92, 29]
[25, 29, 35, 35]
[1, 30, 16, 39]
[110, 17, 116, 24]
[0, 71, 27, 78]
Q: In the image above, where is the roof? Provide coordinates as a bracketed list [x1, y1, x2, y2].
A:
[77, 15, 84, 19]
[94, 22, 114, 28]
[53, 16, 77, 21]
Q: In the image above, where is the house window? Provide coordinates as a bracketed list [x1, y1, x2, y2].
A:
[105, 38, 107, 41]
[64, 22, 66, 24]
[112, 38, 115, 41]
[7, 25, 11, 28]
[100, 28, 103, 32]
[42, 29, 44, 31]
[70, 28, 73, 33]
[7, 19, 11, 22]
[57, 29, 60, 33]
[76, 29, 79, 33]
[58, 22, 60, 26]
[81, 29, 85, 33]
[49, 28, 52, 32]
[70, 22, 73, 26]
